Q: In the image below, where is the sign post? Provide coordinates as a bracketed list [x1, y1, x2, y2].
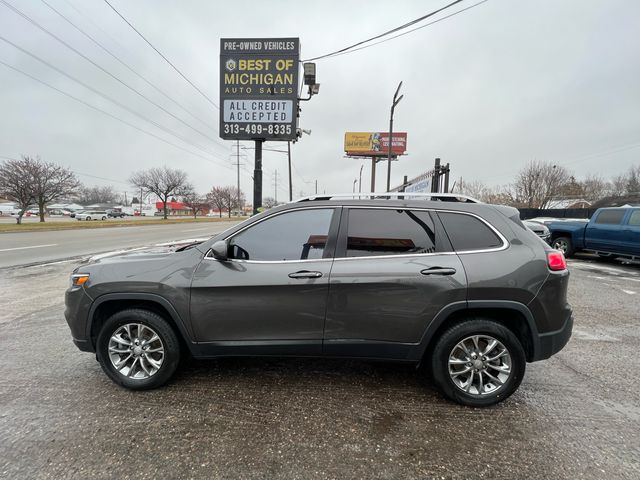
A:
[220, 38, 300, 213]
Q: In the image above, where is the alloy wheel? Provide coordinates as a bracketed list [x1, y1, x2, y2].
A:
[448, 335, 512, 396]
[108, 323, 165, 379]
[553, 239, 568, 253]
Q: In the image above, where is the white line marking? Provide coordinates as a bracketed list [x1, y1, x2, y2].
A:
[0, 243, 57, 252]
[182, 227, 212, 232]
[622, 289, 637, 295]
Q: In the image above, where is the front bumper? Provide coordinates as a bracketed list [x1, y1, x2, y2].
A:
[64, 287, 94, 352]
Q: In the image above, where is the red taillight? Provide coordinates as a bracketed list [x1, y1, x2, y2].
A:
[547, 251, 567, 271]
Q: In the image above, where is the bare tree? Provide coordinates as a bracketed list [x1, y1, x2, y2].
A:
[580, 174, 612, 202]
[626, 165, 640, 194]
[29, 156, 80, 222]
[130, 166, 188, 219]
[512, 161, 570, 208]
[459, 180, 498, 203]
[221, 186, 245, 217]
[0, 156, 37, 224]
[610, 173, 628, 196]
[181, 184, 207, 218]
[262, 196, 279, 209]
[207, 186, 227, 218]
[76, 185, 117, 204]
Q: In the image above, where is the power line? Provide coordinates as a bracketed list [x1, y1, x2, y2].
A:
[39, 0, 217, 137]
[0, 59, 233, 172]
[325, 0, 489, 60]
[102, 0, 219, 109]
[0, 35, 225, 162]
[303, 0, 466, 62]
[1, 0, 224, 153]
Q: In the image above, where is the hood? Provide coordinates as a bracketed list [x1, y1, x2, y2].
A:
[82, 238, 208, 265]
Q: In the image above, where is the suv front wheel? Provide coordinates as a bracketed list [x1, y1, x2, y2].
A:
[96, 309, 181, 389]
[431, 319, 525, 407]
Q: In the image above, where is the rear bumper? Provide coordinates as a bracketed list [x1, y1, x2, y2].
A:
[532, 312, 573, 361]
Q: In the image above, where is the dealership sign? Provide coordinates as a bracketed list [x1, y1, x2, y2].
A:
[344, 132, 408, 156]
[220, 38, 299, 141]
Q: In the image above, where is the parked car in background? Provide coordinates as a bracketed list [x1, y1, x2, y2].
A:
[523, 220, 551, 244]
[76, 210, 108, 221]
[106, 209, 126, 218]
[0, 204, 20, 216]
[65, 193, 573, 407]
[548, 207, 640, 259]
[69, 210, 85, 218]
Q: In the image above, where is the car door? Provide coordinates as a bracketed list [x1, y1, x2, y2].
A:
[622, 209, 640, 255]
[324, 207, 467, 359]
[190, 207, 340, 355]
[585, 209, 626, 252]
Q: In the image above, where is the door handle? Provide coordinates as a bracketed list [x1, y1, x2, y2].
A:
[420, 267, 456, 276]
[288, 270, 323, 279]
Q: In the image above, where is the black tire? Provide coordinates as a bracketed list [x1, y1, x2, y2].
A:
[101, 216, 107, 220]
[86, 216, 91, 221]
[96, 309, 181, 390]
[431, 319, 526, 407]
[552, 236, 574, 257]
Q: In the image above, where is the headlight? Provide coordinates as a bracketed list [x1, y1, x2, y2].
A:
[70, 273, 90, 287]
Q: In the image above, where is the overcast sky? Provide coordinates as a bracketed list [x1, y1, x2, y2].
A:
[1, 0, 639, 202]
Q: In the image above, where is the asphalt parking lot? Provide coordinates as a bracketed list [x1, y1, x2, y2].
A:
[1, 254, 639, 479]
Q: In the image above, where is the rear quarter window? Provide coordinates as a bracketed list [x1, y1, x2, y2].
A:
[626, 210, 640, 226]
[438, 212, 503, 251]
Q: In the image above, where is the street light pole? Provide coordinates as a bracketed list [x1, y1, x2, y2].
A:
[387, 81, 404, 192]
[358, 164, 363, 193]
[352, 179, 357, 193]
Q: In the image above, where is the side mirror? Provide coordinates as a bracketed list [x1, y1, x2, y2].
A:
[211, 240, 229, 260]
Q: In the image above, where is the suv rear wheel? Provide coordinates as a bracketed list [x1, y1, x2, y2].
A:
[96, 309, 181, 389]
[431, 319, 525, 407]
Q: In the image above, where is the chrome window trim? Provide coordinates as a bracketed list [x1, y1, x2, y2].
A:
[333, 206, 508, 262]
[203, 205, 508, 264]
[204, 206, 338, 264]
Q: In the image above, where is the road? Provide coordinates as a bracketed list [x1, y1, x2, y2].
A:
[0, 254, 639, 479]
[0, 221, 238, 268]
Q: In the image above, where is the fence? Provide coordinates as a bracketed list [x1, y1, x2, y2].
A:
[518, 208, 598, 220]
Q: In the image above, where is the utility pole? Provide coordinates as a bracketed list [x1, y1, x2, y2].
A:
[253, 140, 263, 215]
[315, 179, 318, 194]
[387, 81, 404, 192]
[287, 141, 293, 201]
[358, 164, 363, 193]
[236, 140, 241, 214]
[371, 157, 376, 192]
[274, 169, 278, 203]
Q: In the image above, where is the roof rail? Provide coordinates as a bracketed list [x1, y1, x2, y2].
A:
[293, 193, 481, 203]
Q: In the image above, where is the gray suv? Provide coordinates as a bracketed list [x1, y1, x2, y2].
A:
[65, 194, 573, 406]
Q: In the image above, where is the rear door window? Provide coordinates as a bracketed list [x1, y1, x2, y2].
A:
[594, 210, 625, 225]
[438, 212, 503, 251]
[344, 208, 437, 257]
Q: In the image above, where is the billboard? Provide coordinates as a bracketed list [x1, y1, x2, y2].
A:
[220, 38, 299, 141]
[344, 132, 407, 157]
